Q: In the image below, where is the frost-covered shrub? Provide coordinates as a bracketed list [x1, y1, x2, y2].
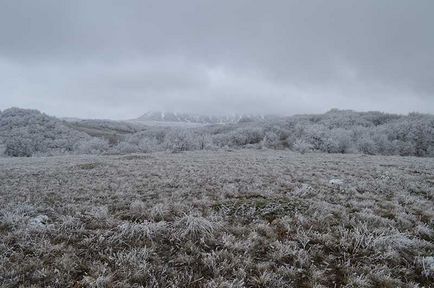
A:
[111, 142, 140, 154]
[357, 134, 377, 155]
[137, 137, 160, 153]
[293, 139, 312, 154]
[164, 129, 198, 152]
[322, 128, 353, 153]
[263, 131, 280, 148]
[395, 139, 416, 156]
[213, 127, 264, 147]
[122, 129, 167, 153]
[237, 127, 265, 145]
[0, 108, 88, 156]
[303, 124, 326, 151]
[74, 138, 109, 154]
[4, 134, 33, 157]
[372, 133, 395, 155]
[196, 133, 214, 150]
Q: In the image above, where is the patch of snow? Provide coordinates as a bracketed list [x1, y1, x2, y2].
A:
[29, 215, 49, 228]
[329, 179, 344, 185]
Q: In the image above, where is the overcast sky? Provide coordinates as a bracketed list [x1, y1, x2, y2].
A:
[0, 0, 433, 119]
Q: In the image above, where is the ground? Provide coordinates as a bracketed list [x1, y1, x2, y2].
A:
[0, 150, 433, 287]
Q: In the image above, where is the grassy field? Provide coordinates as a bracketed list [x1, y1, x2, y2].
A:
[0, 150, 433, 287]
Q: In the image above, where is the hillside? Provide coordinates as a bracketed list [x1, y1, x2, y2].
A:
[64, 119, 147, 145]
[0, 108, 90, 156]
[135, 111, 274, 125]
[1, 108, 434, 157]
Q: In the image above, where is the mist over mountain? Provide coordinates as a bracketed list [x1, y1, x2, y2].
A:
[135, 111, 277, 124]
[2, 1, 434, 119]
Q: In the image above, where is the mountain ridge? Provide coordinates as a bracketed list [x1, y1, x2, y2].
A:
[135, 111, 277, 124]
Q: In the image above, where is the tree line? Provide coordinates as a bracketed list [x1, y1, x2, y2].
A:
[1, 108, 433, 157]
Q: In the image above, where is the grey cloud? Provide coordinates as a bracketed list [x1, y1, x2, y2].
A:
[0, 0, 433, 118]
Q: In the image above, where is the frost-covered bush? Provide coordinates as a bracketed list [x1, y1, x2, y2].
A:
[372, 133, 396, 155]
[284, 110, 434, 156]
[322, 128, 353, 153]
[0, 108, 88, 157]
[357, 134, 377, 155]
[4, 133, 33, 157]
[212, 127, 264, 148]
[195, 133, 213, 150]
[122, 129, 167, 153]
[137, 137, 161, 153]
[111, 142, 140, 154]
[263, 131, 280, 148]
[302, 124, 326, 151]
[163, 129, 199, 152]
[386, 113, 434, 157]
[235, 127, 264, 145]
[74, 138, 109, 154]
[293, 139, 312, 154]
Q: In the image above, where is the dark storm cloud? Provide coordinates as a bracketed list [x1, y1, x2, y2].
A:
[0, 0, 433, 118]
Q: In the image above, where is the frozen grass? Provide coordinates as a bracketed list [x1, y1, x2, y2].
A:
[0, 150, 433, 287]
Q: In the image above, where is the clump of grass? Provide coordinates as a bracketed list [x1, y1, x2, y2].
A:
[174, 214, 219, 240]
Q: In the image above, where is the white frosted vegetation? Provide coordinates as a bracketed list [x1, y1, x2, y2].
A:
[0, 150, 433, 287]
[1, 108, 433, 158]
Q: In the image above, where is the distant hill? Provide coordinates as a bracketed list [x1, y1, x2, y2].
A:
[134, 111, 276, 125]
[1, 107, 433, 158]
[64, 119, 146, 144]
[0, 108, 89, 156]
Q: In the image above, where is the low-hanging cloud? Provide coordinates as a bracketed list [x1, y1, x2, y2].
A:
[0, 0, 433, 119]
